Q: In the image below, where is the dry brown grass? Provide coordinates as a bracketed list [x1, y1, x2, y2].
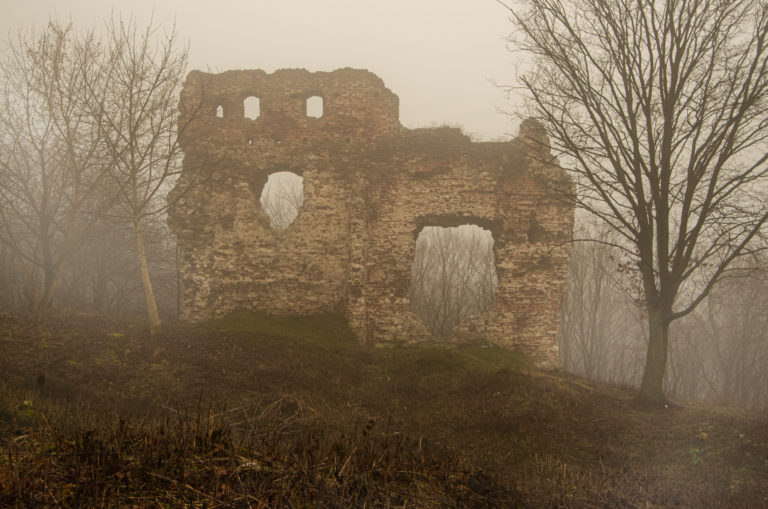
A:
[0, 311, 766, 507]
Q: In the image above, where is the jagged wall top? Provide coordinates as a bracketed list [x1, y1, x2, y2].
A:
[179, 68, 402, 148]
[171, 67, 574, 368]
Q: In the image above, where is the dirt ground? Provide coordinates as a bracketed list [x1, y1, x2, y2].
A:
[0, 311, 766, 507]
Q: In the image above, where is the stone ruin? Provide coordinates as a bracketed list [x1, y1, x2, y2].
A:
[167, 68, 574, 368]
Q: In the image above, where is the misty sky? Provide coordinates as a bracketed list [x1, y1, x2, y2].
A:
[0, 0, 522, 140]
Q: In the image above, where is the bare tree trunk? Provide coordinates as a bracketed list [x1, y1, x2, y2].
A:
[508, 0, 768, 406]
[640, 308, 669, 404]
[134, 218, 161, 334]
[176, 244, 181, 319]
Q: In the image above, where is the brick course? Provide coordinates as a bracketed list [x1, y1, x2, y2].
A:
[168, 68, 574, 368]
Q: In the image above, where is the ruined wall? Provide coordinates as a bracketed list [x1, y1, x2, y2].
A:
[168, 68, 573, 368]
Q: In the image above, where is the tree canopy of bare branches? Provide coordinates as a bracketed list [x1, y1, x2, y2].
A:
[93, 16, 189, 333]
[0, 18, 192, 330]
[409, 225, 497, 337]
[0, 23, 109, 311]
[559, 224, 646, 384]
[505, 0, 768, 403]
[260, 172, 304, 230]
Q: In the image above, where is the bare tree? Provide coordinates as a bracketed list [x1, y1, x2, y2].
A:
[560, 225, 768, 409]
[0, 23, 109, 311]
[260, 172, 304, 230]
[667, 259, 768, 409]
[506, 0, 768, 403]
[409, 225, 498, 337]
[559, 225, 646, 384]
[92, 16, 189, 333]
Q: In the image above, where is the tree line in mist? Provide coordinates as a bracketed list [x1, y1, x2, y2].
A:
[561, 224, 768, 412]
[0, 19, 190, 329]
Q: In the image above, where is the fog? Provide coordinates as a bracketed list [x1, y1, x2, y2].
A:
[2, 0, 767, 412]
[3, 1, 768, 504]
[0, 0, 520, 140]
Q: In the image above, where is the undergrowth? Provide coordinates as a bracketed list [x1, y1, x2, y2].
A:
[1, 401, 519, 507]
[0, 311, 766, 507]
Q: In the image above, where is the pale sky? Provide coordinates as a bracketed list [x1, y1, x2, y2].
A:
[0, 0, 523, 140]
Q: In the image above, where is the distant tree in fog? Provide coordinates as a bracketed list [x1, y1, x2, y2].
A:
[0, 23, 110, 311]
[559, 223, 768, 410]
[507, 0, 768, 404]
[409, 225, 497, 337]
[260, 172, 304, 230]
[666, 258, 768, 410]
[0, 19, 193, 322]
[559, 226, 645, 385]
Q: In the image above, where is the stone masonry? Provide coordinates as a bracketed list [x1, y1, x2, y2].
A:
[167, 68, 574, 368]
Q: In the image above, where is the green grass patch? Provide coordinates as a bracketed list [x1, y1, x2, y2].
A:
[206, 310, 357, 349]
[380, 343, 531, 379]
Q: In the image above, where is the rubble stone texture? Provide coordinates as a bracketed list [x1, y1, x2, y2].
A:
[168, 68, 574, 368]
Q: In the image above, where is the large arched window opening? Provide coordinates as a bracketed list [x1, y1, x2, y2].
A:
[408, 224, 498, 337]
[259, 171, 304, 230]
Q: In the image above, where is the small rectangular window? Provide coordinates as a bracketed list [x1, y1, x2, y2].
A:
[306, 96, 323, 118]
[244, 96, 261, 119]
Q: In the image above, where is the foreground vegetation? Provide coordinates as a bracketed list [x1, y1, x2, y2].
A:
[0, 312, 766, 507]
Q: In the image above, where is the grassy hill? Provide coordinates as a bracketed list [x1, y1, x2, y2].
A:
[0, 311, 766, 507]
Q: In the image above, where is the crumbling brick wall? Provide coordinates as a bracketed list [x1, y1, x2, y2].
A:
[168, 68, 574, 368]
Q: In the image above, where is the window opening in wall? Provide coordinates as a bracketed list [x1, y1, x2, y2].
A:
[259, 171, 304, 230]
[215, 105, 224, 118]
[244, 96, 261, 119]
[306, 95, 323, 118]
[408, 224, 498, 337]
